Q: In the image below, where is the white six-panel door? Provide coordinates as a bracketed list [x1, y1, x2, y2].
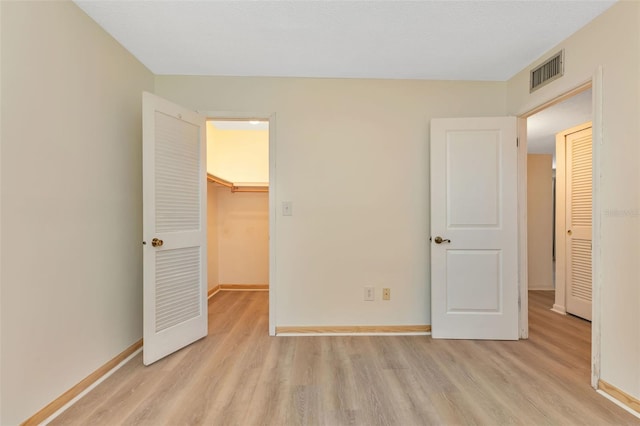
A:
[142, 92, 208, 365]
[430, 117, 518, 340]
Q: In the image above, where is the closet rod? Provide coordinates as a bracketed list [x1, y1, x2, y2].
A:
[207, 174, 233, 188]
[231, 186, 268, 193]
[207, 174, 269, 193]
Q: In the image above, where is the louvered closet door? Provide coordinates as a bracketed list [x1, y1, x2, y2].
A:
[565, 126, 592, 321]
[142, 92, 207, 365]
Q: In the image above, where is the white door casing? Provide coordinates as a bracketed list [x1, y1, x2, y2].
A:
[561, 123, 593, 321]
[431, 117, 519, 340]
[143, 92, 208, 365]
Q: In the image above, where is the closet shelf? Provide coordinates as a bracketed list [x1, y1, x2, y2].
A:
[207, 174, 269, 193]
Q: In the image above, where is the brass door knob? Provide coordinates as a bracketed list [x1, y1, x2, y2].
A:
[152, 238, 164, 247]
[567, 230, 572, 236]
[434, 236, 451, 244]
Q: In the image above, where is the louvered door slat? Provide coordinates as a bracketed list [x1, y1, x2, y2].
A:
[155, 247, 201, 332]
[571, 238, 592, 302]
[155, 111, 200, 234]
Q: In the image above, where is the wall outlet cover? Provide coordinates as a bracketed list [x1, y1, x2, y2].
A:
[383, 288, 391, 300]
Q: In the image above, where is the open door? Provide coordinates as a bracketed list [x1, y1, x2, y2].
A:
[142, 92, 208, 365]
[557, 122, 593, 321]
[430, 117, 518, 340]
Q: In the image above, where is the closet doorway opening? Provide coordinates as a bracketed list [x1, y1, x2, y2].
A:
[205, 119, 270, 304]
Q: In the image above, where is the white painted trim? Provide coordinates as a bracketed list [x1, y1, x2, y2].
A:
[596, 391, 640, 420]
[268, 114, 277, 336]
[551, 305, 567, 315]
[0, 2, 3, 421]
[41, 347, 143, 425]
[591, 67, 603, 389]
[554, 123, 568, 315]
[198, 110, 277, 336]
[517, 117, 529, 339]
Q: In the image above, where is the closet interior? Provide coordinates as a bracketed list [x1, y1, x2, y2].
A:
[206, 119, 270, 295]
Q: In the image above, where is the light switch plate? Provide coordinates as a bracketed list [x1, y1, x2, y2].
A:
[282, 201, 293, 216]
[364, 286, 374, 301]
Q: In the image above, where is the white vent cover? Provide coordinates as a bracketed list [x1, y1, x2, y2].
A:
[530, 50, 564, 92]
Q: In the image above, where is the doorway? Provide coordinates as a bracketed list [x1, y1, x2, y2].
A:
[521, 83, 596, 385]
[205, 119, 270, 309]
[526, 88, 592, 301]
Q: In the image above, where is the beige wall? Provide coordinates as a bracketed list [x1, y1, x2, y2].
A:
[0, 2, 154, 424]
[156, 76, 508, 327]
[527, 155, 554, 290]
[508, 1, 640, 401]
[207, 123, 269, 185]
[216, 187, 269, 285]
[207, 181, 220, 291]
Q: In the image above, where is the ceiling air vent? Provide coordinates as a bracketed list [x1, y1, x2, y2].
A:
[530, 50, 564, 93]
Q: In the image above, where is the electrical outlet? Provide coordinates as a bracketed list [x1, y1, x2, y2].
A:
[364, 286, 374, 301]
[383, 288, 391, 300]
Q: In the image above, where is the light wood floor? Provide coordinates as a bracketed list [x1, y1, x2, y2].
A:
[51, 291, 639, 425]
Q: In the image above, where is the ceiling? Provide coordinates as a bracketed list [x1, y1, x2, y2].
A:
[74, 0, 616, 81]
[75, 1, 601, 157]
[527, 88, 592, 155]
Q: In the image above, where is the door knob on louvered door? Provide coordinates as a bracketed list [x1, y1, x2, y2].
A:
[151, 238, 164, 247]
[434, 236, 451, 244]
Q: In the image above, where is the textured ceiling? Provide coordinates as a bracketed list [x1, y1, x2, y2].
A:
[75, 0, 616, 81]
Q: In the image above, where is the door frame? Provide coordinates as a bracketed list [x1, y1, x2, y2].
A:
[516, 67, 602, 388]
[199, 110, 277, 336]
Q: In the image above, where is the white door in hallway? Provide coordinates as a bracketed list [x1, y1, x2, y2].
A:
[430, 117, 518, 339]
[142, 92, 208, 365]
[562, 123, 593, 321]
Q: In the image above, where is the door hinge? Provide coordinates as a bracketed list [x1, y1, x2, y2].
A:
[516, 138, 519, 147]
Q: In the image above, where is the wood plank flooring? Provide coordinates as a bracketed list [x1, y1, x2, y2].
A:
[51, 291, 639, 425]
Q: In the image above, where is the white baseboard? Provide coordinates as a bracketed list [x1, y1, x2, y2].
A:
[551, 304, 567, 315]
